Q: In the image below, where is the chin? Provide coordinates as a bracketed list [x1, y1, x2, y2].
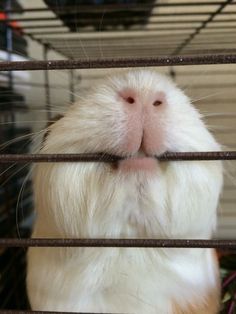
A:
[118, 156, 158, 174]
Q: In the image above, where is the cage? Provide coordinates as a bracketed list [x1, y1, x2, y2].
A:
[0, 0, 236, 313]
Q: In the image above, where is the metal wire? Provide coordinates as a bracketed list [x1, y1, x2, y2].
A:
[0, 55, 236, 71]
[3, 11, 236, 23]
[0, 311, 112, 314]
[0, 151, 236, 163]
[0, 238, 236, 249]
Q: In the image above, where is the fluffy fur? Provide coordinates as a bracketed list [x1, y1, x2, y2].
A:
[27, 70, 223, 313]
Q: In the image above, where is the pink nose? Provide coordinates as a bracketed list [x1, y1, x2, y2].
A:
[119, 90, 165, 156]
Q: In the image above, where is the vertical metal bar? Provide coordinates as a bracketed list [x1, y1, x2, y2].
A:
[69, 69, 75, 104]
[2, 3, 21, 309]
[43, 44, 52, 121]
[5, 0, 13, 90]
[5, 0, 15, 124]
[3, 0, 14, 213]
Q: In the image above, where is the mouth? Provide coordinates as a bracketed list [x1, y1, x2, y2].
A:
[116, 151, 158, 173]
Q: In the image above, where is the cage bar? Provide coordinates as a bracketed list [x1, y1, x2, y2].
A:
[0, 238, 236, 249]
[0, 311, 111, 314]
[0, 151, 236, 163]
[0, 54, 236, 71]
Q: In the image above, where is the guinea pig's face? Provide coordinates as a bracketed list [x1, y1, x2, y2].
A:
[46, 70, 220, 172]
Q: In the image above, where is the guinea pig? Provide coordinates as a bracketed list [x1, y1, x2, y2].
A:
[27, 69, 223, 314]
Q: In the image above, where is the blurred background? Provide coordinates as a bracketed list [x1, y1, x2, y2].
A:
[0, 0, 236, 311]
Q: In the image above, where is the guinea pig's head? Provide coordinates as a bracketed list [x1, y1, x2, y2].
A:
[44, 70, 220, 173]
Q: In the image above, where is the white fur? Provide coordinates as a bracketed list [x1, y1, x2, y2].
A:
[27, 70, 223, 313]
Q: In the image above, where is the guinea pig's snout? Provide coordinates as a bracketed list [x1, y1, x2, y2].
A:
[119, 90, 166, 158]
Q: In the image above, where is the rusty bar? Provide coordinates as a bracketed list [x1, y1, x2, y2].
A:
[0, 238, 235, 249]
[5, 0, 13, 90]
[0, 153, 121, 163]
[0, 54, 236, 71]
[43, 44, 52, 121]
[69, 69, 75, 104]
[0, 311, 114, 314]
[158, 151, 236, 160]
[0, 152, 235, 164]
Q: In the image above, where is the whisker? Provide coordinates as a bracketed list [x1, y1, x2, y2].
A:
[24, 109, 65, 114]
[98, 10, 105, 58]
[0, 129, 46, 152]
[0, 120, 61, 126]
[16, 164, 33, 239]
[202, 112, 236, 118]
[0, 162, 30, 188]
[178, 67, 215, 93]
[0, 162, 17, 179]
[191, 91, 226, 104]
[0, 100, 66, 111]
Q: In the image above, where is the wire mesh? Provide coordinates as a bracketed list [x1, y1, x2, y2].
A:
[1, 0, 235, 58]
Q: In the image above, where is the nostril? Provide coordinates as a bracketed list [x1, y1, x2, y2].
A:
[119, 89, 136, 105]
[153, 100, 162, 107]
[126, 96, 135, 104]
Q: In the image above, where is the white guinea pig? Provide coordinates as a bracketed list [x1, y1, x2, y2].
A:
[27, 70, 223, 314]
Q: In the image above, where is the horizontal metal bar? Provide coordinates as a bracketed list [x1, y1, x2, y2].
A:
[20, 24, 194, 31]
[4, 18, 236, 27]
[0, 80, 68, 89]
[17, 52, 236, 61]
[0, 153, 120, 163]
[35, 27, 236, 41]
[3, 1, 234, 14]
[0, 54, 236, 71]
[0, 152, 235, 163]
[40, 36, 236, 47]
[3, 11, 236, 23]
[27, 27, 236, 36]
[54, 43, 236, 53]
[0, 311, 126, 314]
[0, 311, 112, 314]
[0, 238, 235, 249]
[20, 24, 236, 31]
[48, 37, 236, 47]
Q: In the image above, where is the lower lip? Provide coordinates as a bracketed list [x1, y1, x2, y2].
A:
[118, 157, 157, 173]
